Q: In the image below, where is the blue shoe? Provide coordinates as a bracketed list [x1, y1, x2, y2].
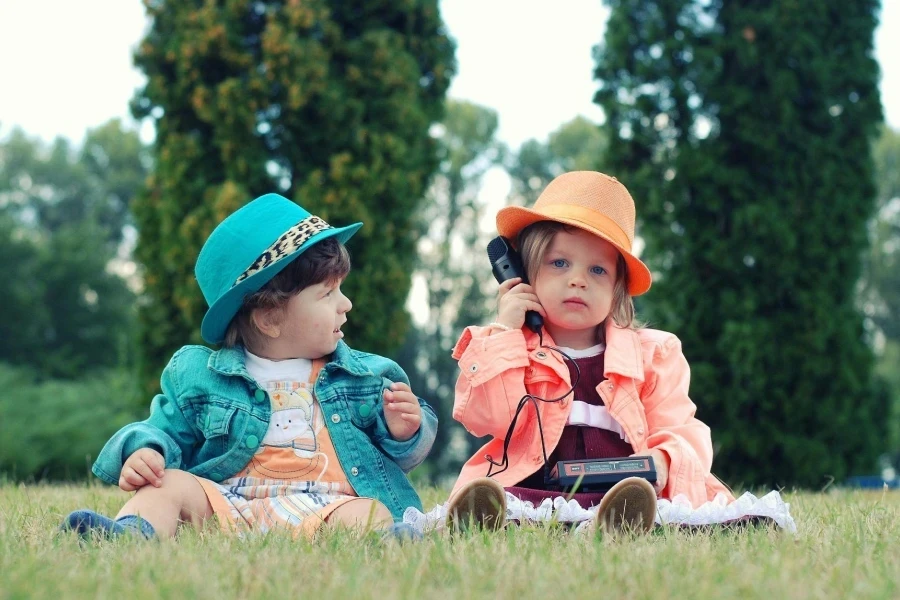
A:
[378, 522, 423, 543]
[60, 510, 155, 539]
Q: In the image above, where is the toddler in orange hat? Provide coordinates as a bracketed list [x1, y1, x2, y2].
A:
[443, 171, 733, 534]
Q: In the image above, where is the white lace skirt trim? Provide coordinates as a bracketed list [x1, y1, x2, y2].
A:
[402, 490, 796, 534]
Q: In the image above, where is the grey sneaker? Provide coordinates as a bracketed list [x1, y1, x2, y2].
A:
[446, 477, 507, 533]
[594, 477, 657, 533]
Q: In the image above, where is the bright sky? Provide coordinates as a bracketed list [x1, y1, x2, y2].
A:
[1, 0, 897, 149]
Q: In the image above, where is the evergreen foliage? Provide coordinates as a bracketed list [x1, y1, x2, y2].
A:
[131, 0, 455, 395]
[594, 0, 886, 487]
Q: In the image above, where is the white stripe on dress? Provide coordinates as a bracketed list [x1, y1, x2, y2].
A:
[557, 343, 628, 442]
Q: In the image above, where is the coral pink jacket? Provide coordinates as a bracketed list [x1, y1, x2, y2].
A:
[450, 322, 734, 507]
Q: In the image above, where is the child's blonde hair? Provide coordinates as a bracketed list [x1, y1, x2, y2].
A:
[224, 237, 350, 351]
[517, 221, 639, 337]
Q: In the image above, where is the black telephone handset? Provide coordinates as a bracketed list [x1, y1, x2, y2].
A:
[486, 236, 544, 334]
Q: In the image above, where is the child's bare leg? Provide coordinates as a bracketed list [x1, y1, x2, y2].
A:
[325, 499, 393, 531]
[115, 469, 213, 538]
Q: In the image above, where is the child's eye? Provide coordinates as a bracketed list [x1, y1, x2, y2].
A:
[551, 259, 568, 268]
[591, 266, 607, 275]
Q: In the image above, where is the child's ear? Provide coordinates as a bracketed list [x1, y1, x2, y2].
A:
[251, 307, 281, 339]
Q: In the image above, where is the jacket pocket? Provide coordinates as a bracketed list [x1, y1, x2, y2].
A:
[196, 405, 237, 458]
[523, 362, 558, 385]
[198, 405, 236, 437]
[348, 381, 384, 430]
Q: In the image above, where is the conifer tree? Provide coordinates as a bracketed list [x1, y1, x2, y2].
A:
[131, 1, 455, 394]
[595, 0, 886, 487]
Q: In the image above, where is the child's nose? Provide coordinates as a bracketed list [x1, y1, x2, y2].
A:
[339, 292, 352, 313]
[568, 274, 588, 288]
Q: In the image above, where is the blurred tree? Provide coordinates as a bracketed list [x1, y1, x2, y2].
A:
[863, 125, 900, 340]
[0, 122, 142, 245]
[0, 123, 146, 379]
[506, 116, 606, 207]
[395, 99, 503, 480]
[595, 0, 886, 488]
[131, 0, 455, 396]
[79, 120, 149, 241]
[0, 363, 141, 481]
[863, 125, 900, 448]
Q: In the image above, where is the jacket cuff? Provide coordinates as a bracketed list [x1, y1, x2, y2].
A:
[374, 402, 438, 472]
[645, 433, 705, 502]
[92, 423, 184, 484]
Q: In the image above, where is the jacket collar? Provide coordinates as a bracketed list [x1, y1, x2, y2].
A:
[603, 322, 645, 382]
[208, 345, 253, 381]
[207, 340, 371, 380]
[524, 320, 645, 383]
[325, 340, 373, 377]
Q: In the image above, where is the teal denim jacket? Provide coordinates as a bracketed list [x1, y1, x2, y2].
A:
[92, 341, 437, 520]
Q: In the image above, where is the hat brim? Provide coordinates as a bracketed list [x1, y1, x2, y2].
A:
[200, 222, 363, 344]
[497, 205, 651, 296]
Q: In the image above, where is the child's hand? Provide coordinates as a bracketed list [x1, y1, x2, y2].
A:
[496, 277, 546, 331]
[120, 448, 165, 492]
[649, 449, 669, 494]
[382, 382, 422, 442]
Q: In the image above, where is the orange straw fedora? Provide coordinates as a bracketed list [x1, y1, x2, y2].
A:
[496, 171, 651, 295]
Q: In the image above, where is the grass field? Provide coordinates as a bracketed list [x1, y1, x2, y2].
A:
[1, 484, 898, 599]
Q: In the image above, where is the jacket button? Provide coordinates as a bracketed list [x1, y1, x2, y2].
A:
[331, 414, 341, 424]
[535, 351, 547, 359]
[351, 467, 359, 476]
[254, 388, 267, 403]
[637, 427, 645, 436]
[607, 382, 614, 391]
[359, 404, 371, 418]
[469, 363, 478, 373]
[245, 435, 259, 449]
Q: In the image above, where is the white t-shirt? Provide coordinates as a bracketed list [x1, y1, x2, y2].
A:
[243, 350, 313, 386]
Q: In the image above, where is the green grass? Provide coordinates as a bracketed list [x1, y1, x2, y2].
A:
[1, 484, 898, 599]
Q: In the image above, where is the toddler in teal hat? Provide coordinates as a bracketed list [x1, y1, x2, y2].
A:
[61, 194, 436, 541]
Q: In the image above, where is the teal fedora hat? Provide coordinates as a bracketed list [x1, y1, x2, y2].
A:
[196, 193, 362, 344]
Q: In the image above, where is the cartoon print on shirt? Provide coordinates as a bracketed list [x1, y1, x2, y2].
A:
[264, 387, 317, 451]
[249, 383, 329, 480]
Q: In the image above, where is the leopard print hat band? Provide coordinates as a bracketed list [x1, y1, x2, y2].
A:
[233, 215, 332, 287]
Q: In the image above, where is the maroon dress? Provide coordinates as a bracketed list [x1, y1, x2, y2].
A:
[505, 351, 634, 507]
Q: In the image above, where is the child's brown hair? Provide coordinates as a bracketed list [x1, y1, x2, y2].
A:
[224, 237, 350, 350]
